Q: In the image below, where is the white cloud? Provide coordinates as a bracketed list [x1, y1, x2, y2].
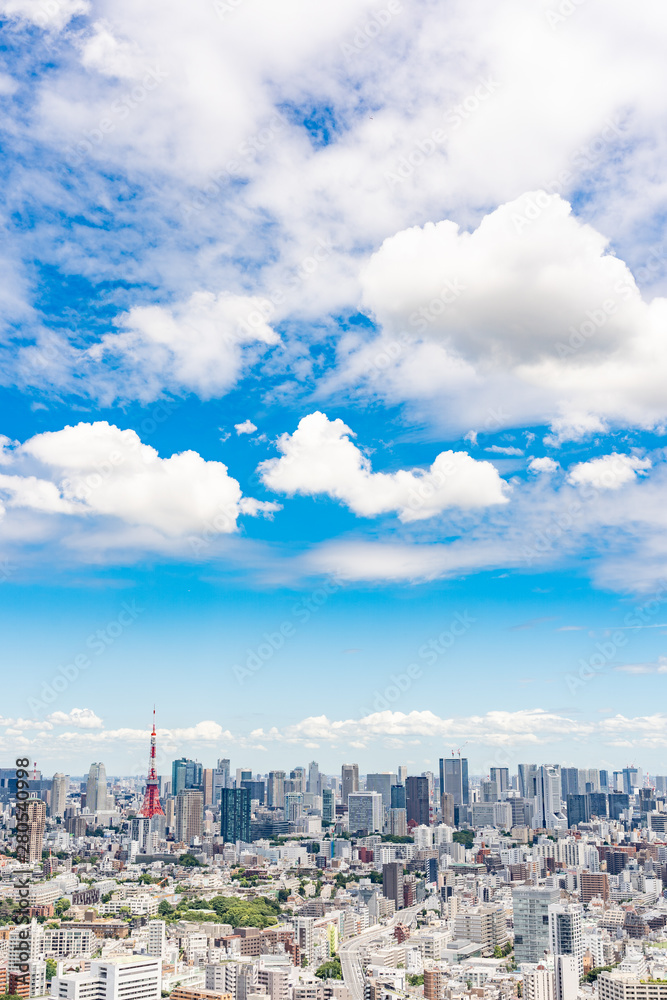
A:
[88, 292, 280, 402]
[0, 0, 89, 31]
[0, 421, 278, 540]
[47, 708, 104, 729]
[259, 411, 509, 521]
[615, 657, 667, 675]
[235, 420, 258, 435]
[336, 193, 667, 442]
[485, 445, 523, 456]
[529, 456, 560, 474]
[567, 453, 652, 490]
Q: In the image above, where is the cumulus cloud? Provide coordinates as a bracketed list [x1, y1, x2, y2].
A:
[340, 193, 667, 441]
[235, 420, 258, 435]
[88, 292, 280, 402]
[567, 453, 652, 490]
[47, 708, 103, 728]
[0, 421, 279, 539]
[259, 411, 508, 521]
[529, 457, 560, 474]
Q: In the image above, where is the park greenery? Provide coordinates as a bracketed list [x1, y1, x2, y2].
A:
[157, 895, 280, 929]
[316, 956, 342, 980]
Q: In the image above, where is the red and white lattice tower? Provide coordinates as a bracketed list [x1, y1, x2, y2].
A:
[138, 708, 165, 818]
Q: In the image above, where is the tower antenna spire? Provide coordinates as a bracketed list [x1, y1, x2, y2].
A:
[138, 709, 165, 818]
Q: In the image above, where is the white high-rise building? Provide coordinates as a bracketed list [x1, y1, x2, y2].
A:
[522, 962, 555, 1000]
[147, 920, 166, 959]
[533, 766, 566, 830]
[549, 904, 583, 979]
[554, 956, 578, 1000]
[307, 761, 320, 795]
[51, 955, 161, 1000]
[293, 917, 315, 965]
[51, 773, 68, 818]
[86, 762, 107, 813]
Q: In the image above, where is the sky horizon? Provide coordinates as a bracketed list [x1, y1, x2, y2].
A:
[1, 0, 667, 777]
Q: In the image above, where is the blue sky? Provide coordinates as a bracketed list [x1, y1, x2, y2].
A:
[1, 0, 667, 777]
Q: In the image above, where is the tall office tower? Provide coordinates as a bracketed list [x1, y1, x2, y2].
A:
[622, 767, 642, 795]
[175, 788, 203, 844]
[533, 766, 566, 829]
[267, 770, 286, 808]
[172, 758, 202, 796]
[561, 768, 579, 800]
[599, 769, 610, 790]
[241, 778, 265, 804]
[549, 903, 583, 978]
[612, 770, 623, 792]
[391, 784, 407, 809]
[382, 861, 404, 910]
[406, 776, 430, 826]
[481, 780, 499, 803]
[51, 773, 68, 817]
[220, 787, 251, 842]
[24, 798, 47, 864]
[397, 765, 408, 785]
[86, 762, 107, 813]
[512, 885, 560, 964]
[290, 767, 306, 793]
[441, 791, 455, 826]
[147, 919, 166, 959]
[235, 768, 252, 788]
[609, 792, 630, 821]
[655, 775, 667, 795]
[441, 757, 469, 807]
[519, 763, 539, 800]
[139, 711, 165, 818]
[348, 792, 383, 834]
[322, 788, 335, 824]
[490, 767, 509, 796]
[198, 769, 211, 806]
[390, 808, 408, 836]
[217, 758, 231, 787]
[307, 761, 320, 794]
[366, 773, 396, 808]
[341, 764, 359, 806]
[566, 794, 591, 828]
[285, 792, 303, 822]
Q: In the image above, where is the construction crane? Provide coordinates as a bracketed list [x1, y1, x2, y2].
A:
[451, 742, 469, 757]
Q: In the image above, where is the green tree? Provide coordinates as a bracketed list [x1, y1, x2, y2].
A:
[179, 854, 203, 867]
[55, 899, 71, 916]
[46, 959, 58, 981]
[408, 975, 424, 986]
[452, 830, 474, 849]
[315, 957, 342, 980]
[158, 901, 175, 917]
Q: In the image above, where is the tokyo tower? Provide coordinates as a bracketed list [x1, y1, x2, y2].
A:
[138, 708, 165, 818]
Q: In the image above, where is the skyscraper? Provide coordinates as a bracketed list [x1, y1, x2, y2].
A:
[175, 788, 203, 843]
[341, 764, 359, 806]
[383, 861, 404, 910]
[549, 903, 583, 978]
[322, 788, 335, 824]
[307, 761, 320, 794]
[391, 784, 407, 809]
[397, 765, 408, 785]
[441, 757, 469, 807]
[561, 767, 579, 800]
[513, 885, 560, 964]
[490, 767, 509, 796]
[25, 798, 47, 864]
[366, 773, 395, 808]
[172, 758, 202, 796]
[267, 770, 285, 808]
[220, 787, 251, 842]
[348, 792, 383, 834]
[406, 776, 430, 826]
[51, 773, 68, 818]
[86, 762, 107, 813]
[533, 765, 566, 829]
[566, 794, 590, 828]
